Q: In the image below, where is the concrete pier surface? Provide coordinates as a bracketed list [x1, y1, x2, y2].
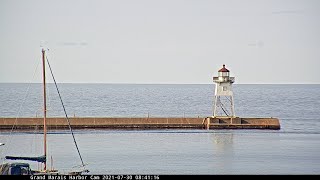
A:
[0, 117, 280, 130]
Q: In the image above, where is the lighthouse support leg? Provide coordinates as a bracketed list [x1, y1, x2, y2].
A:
[230, 96, 235, 117]
[213, 95, 218, 117]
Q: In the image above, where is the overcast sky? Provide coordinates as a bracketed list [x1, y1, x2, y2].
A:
[0, 0, 319, 84]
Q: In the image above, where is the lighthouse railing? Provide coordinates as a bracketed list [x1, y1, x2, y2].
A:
[213, 77, 235, 83]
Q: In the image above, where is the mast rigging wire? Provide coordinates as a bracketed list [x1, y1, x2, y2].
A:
[45, 56, 87, 172]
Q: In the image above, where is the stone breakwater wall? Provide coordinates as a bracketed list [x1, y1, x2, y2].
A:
[0, 117, 280, 130]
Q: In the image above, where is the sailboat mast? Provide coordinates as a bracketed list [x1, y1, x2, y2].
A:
[41, 49, 47, 171]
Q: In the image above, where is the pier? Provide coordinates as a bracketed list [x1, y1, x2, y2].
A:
[0, 117, 280, 130]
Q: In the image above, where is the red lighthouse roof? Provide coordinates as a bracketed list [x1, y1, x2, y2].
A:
[218, 64, 229, 72]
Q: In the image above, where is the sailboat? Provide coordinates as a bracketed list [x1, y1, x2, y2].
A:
[0, 49, 89, 175]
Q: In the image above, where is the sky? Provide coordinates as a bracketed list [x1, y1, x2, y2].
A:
[0, 0, 319, 84]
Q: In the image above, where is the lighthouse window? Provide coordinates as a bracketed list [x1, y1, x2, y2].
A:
[223, 86, 227, 91]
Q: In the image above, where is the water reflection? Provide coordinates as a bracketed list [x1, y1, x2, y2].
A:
[210, 132, 234, 174]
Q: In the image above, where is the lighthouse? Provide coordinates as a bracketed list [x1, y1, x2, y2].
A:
[213, 64, 235, 117]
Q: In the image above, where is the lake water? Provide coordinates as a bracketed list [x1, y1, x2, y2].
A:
[0, 84, 320, 174]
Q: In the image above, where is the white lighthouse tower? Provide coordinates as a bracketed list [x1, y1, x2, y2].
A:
[213, 64, 235, 117]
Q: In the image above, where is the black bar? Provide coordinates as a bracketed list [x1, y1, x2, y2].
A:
[0, 174, 317, 180]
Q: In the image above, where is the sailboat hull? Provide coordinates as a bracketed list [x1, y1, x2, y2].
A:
[0, 162, 32, 175]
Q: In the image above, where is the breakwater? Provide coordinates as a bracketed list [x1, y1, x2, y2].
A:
[0, 117, 280, 130]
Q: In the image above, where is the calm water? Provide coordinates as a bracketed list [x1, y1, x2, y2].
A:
[0, 83, 320, 174]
